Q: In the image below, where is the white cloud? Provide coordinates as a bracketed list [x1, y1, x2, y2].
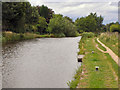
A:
[28, 0, 118, 24]
[28, 0, 119, 2]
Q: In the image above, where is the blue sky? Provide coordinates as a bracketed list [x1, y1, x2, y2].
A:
[28, 0, 119, 24]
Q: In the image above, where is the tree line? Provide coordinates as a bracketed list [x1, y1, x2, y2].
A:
[2, 1, 120, 37]
[2, 2, 54, 34]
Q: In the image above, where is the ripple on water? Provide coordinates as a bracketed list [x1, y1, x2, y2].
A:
[2, 37, 82, 88]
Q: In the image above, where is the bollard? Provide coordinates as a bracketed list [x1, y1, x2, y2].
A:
[92, 51, 94, 54]
[78, 55, 85, 62]
[95, 66, 99, 71]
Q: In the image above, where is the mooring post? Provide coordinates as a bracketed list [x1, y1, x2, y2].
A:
[92, 51, 94, 54]
[95, 66, 99, 71]
[78, 55, 85, 62]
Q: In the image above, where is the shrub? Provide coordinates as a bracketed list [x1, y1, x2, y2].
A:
[110, 24, 120, 33]
[82, 32, 95, 38]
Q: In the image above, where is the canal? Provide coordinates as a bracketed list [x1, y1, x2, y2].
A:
[2, 36, 81, 88]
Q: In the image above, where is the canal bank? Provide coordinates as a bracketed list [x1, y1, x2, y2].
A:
[1, 31, 54, 45]
[68, 33, 118, 88]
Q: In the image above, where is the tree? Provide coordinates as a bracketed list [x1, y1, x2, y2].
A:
[2, 2, 30, 33]
[24, 5, 40, 33]
[85, 16, 97, 32]
[64, 16, 73, 23]
[47, 15, 65, 35]
[75, 13, 103, 33]
[88, 13, 103, 31]
[30, 6, 40, 25]
[37, 5, 54, 23]
[75, 16, 97, 32]
[47, 14, 78, 37]
[64, 19, 78, 37]
[37, 17, 47, 34]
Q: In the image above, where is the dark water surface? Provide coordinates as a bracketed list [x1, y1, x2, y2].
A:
[2, 37, 81, 88]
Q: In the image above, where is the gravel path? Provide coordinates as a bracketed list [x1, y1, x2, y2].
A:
[97, 38, 119, 66]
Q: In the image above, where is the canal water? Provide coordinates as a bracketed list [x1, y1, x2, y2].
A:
[2, 36, 81, 88]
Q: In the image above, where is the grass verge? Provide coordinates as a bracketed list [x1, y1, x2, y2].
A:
[68, 35, 118, 88]
[67, 66, 83, 88]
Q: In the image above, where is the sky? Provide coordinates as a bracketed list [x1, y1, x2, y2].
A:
[28, 0, 119, 24]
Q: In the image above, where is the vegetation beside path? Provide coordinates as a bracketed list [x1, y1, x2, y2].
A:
[95, 38, 107, 51]
[99, 32, 119, 57]
[68, 32, 118, 88]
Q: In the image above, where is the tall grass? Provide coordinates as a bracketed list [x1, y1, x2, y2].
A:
[99, 32, 119, 57]
[67, 66, 83, 88]
[82, 32, 95, 38]
[2, 31, 54, 44]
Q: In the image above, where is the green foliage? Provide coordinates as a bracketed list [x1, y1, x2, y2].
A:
[37, 5, 54, 23]
[110, 24, 120, 32]
[64, 19, 78, 37]
[88, 13, 103, 31]
[47, 15, 65, 34]
[47, 14, 78, 37]
[2, 32, 35, 43]
[64, 16, 73, 23]
[2, 31, 54, 44]
[78, 37, 85, 55]
[30, 6, 40, 25]
[75, 13, 103, 33]
[38, 5, 49, 18]
[67, 66, 83, 88]
[82, 32, 95, 38]
[37, 17, 47, 34]
[99, 32, 119, 57]
[105, 22, 119, 32]
[54, 33, 65, 38]
[2, 2, 30, 33]
[71, 37, 118, 88]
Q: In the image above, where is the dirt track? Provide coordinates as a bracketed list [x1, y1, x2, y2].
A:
[96, 38, 119, 66]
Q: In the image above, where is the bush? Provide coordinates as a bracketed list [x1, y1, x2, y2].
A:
[64, 19, 78, 37]
[82, 32, 95, 38]
[35, 32, 40, 35]
[110, 24, 120, 33]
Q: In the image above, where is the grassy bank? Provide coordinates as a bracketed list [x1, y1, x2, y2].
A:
[99, 32, 119, 57]
[68, 32, 118, 88]
[1, 31, 54, 44]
